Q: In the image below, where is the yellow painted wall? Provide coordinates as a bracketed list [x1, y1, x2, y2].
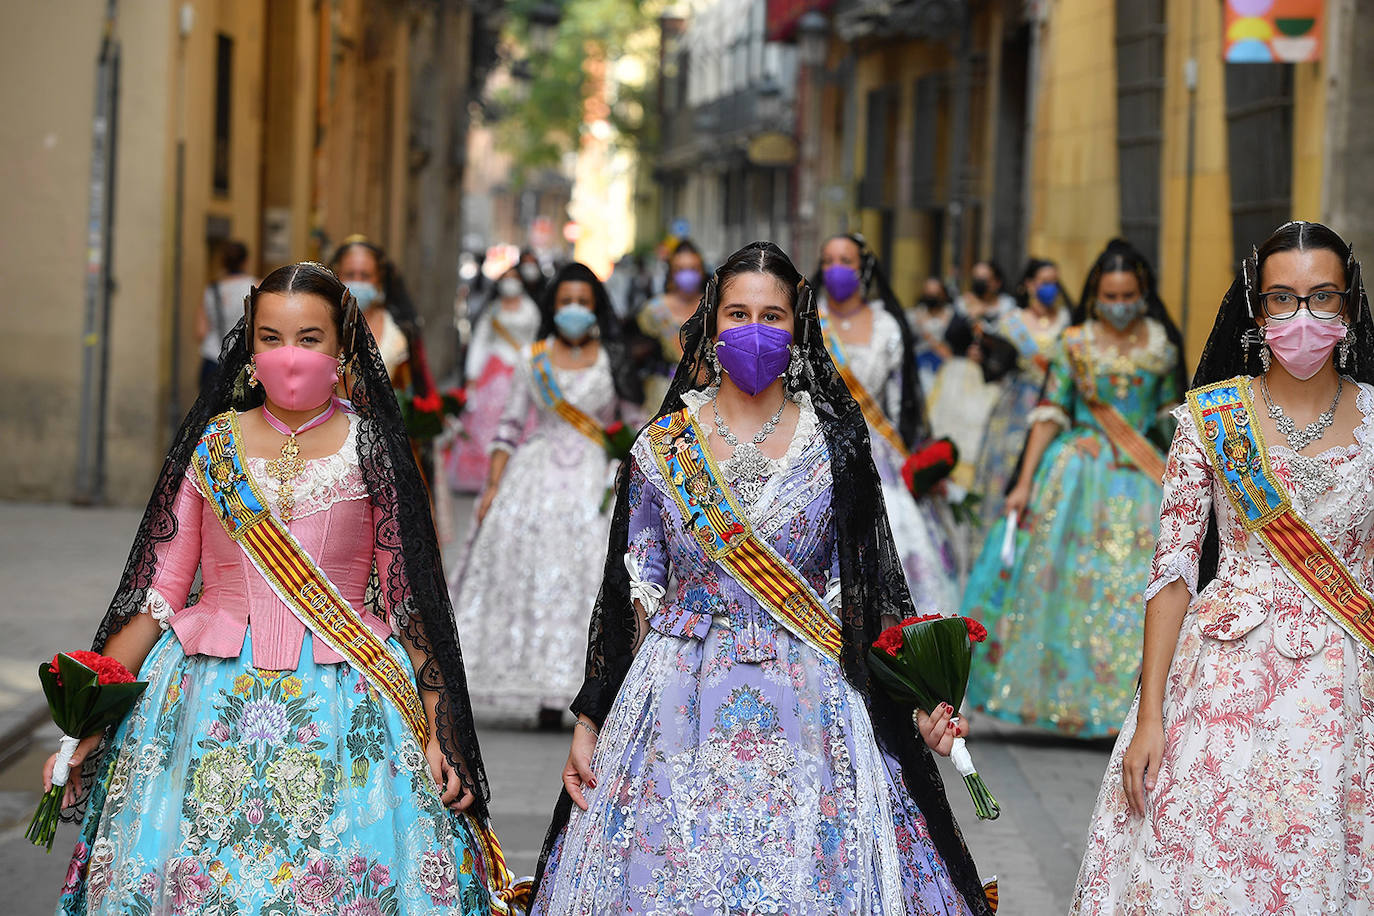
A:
[1291, 60, 1326, 220]
[1156, 0, 1232, 371]
[0, 1, 174, 500]
[1024, 0, 1120, 291]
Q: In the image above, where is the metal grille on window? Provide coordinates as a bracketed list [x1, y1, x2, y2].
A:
[1115, 0, 1165, 268]
[1225, 63, 1294, 264]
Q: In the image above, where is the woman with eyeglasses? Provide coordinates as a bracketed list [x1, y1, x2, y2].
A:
[961, 239, 1185, 739]
[1072, 222, 1374, 913]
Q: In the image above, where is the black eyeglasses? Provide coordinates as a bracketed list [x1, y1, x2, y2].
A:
[1258, 289, 1348, 320]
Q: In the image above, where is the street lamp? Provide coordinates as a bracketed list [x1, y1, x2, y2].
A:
[797, 10, 828, 69]
[527, 1, 562, 56]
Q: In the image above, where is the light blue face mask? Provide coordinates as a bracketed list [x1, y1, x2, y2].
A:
[1096, 298, 1146, 331]
[554, 304, 597, 341]
[347, 281, 381, 311]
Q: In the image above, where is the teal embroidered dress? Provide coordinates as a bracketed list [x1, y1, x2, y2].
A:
[962, 319, 1180, 737]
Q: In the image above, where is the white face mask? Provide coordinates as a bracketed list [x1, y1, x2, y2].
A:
[498, 277, 524, 299]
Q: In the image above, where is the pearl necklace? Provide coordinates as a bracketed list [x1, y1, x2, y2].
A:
[1259, 373, 1343, 452]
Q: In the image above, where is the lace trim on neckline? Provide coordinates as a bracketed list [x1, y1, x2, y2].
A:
[1257, 378, 1374, 462]
[532, 339, 609, 376]
[680, 388, 820, 474]
[241, 413, 369, 520]
[1081, 318, 1176, 374]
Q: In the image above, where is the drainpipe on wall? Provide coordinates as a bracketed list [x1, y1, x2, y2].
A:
[946, 4, 973, 282]
[168, 4, 194, 442]
[73, 0, 121, 506]
[1019, 0, 1046, 273]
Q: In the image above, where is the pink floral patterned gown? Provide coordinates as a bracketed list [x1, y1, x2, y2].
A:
[1072, 380, 1374, 914]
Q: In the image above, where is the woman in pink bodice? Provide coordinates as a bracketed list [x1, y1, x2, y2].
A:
[46, 263, 515, 915]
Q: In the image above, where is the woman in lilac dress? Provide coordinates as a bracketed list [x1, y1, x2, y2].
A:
[530, 242, 992, 915]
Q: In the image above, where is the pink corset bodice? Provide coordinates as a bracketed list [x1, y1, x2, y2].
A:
[145, 413, 395, 670]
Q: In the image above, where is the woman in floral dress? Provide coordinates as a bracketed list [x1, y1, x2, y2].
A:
[814, 233, 961, 611]
[970, 257, 1071, 528]
[448, 264, 542, 492]
[1073, 222, 1374, 912]
[530, 242, 993, 916]
[962, 240, 1185, 738]
[44, 263, 512, 915]
[450, 262, 642, 726]
[628, 239, 706, 412]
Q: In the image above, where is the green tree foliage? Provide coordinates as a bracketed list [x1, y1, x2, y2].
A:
[495, 0, 657, 174]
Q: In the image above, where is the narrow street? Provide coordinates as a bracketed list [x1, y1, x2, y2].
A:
[0, 500, 1112, 913]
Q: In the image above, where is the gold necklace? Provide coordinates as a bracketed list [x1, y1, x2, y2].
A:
[261, 402, 336, 522]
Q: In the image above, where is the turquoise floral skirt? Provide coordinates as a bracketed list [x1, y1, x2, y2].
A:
[56, 629, 493, 916]
[962, 428, 1162, 738]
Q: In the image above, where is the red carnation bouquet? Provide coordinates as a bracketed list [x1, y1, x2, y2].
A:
[599, 421, 637, 512]
[401, 387, 467, 440]
[868, 614, 1000, 820]
[901, 438, 981, 526]
[27, 652, 147, 850]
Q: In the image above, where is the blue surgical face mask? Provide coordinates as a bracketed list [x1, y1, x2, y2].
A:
[1034, 282, 1059, 307]
[554, 304, 597, 341]
[347, 281, 381, 311]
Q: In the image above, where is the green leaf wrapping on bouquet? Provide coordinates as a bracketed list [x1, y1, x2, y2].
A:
[866, 617, 973, 712]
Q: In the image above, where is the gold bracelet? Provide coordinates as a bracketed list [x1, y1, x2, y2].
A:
[575, 719, 599, 739]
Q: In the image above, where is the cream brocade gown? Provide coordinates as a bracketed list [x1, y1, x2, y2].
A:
[448, 344, 620, 718]
[1072, 380, 1374, 914]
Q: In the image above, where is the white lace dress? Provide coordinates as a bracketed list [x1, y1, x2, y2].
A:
[1072, 380, 1374, 914]
[449, 343, 623, 719]
[843, 307, 963, 612]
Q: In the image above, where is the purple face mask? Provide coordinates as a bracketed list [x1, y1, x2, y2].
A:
[673, 268, 704, 296]
[823, 264, 862, 303]
[715, 323, 794, 396]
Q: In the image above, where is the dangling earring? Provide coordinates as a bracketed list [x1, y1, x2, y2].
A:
[1339, 333, 1353, 370]
[706, 345, 721, 386]
[1258, 328, 1271, 372]
[787, 344, 804, 395]
[247, 358, 260, 388]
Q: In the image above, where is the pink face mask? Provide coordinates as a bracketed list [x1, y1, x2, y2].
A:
[253, 346, 340, 410]
[1265, 312, 1348, 380]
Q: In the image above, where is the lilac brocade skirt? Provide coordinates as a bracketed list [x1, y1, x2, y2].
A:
[532, 619, 972, 915]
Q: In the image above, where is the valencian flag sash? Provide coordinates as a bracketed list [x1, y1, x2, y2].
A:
[818, 307, 909, 456]
[1188, 378, 1374, 656]
[530, 338, 608, 446]
[192, 412, 527, 912]
[646, 408, 843, 662]
[1063, 331, 1167, 482]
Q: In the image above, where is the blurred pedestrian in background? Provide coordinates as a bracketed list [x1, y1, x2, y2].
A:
[815, 233, 961, 612]
[518, 248, 548, 301]
[1074, 221, 1374, 913]
[447, 261, 541, 492]
[626, 238, 706, 413]
[908, 276, 956, 390]
[450, 263, 642, 728]
[963, 239, 1184, 738]
[926, 260, 1014, 488]
[969, 257, 1073, 528]
[196, 240, 256, 393]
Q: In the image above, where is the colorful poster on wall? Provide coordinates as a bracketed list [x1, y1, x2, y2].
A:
[1225, 0, 1323, 62]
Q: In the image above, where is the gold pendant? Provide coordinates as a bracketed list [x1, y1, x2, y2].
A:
[264, 434, 306, 522]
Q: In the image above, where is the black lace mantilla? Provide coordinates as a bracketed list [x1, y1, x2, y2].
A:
[79, 316, 491, 820]
[533, 241, 992, 913]
[1191, 237, 1374, 588]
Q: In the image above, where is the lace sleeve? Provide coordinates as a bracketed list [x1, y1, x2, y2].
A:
[491, 351, 534, 455]
[143, 472, 204, 626]
[1027, 339, 1074, 428]
[623, 452, 669, 642]
[1145, 407, 1212, 601]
